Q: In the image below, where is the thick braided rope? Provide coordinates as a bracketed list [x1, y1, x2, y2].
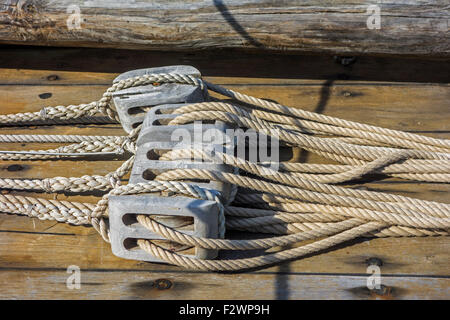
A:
[0, 120, 142, 240]
[0, 139, 126, 160]
[0, 119, 140, 193]
[0, 155, 135, 193]
[0, 181, 222, 243]
[0, 102, 106, 124]
[0, 134, 125, 144]
[0, 125, 143, 240]
[0, 194, 94, 225]
[0, 115, 115, 126]
[0, 73, 203, 125]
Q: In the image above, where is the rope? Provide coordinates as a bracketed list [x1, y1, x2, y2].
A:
[0, 134, 124, 143]
[158, 149, 450, 216]
[137, 222, 385, 271]
[174, 102, 450, 153]
[0, 72, 448, 272]
[0, 73, 203, 125]
[169, 109, 450, 162]
[0, 156, 135, 193]
[204, 82, 450, 150]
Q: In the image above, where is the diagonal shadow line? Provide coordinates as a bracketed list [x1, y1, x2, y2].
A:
[275, 245, 292, 300]
[213, 0, 264, 48]
[297, 79, 334, 164]
[315, 79, 334, 115]
[265, 81, 332, 298]
[274, 79, 334, 298]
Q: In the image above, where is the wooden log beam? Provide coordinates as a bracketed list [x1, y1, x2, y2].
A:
[0, 0, 448, 57]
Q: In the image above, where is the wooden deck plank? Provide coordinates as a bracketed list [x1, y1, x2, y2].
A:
[0, 47, 449, 83]
[0, 47, 448, 299]
[1, 214, 449, 277]
[0, 84, 448, 133]
[0, 269, 448, 300]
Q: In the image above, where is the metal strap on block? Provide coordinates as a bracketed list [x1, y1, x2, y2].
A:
[112, 66, 207, 133]
[110, 99, 233, 263]
[132, 103, 233, 195]
[109, 195, 220, 262]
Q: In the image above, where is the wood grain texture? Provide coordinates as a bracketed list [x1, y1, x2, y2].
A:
[0, 47, 448, 299]
[1, 214, 449, 275]
[0, 1, 448, 56]
[1, 269, 449, 299]
[1, 46, 449, 83]
[1, 83, 449, 132]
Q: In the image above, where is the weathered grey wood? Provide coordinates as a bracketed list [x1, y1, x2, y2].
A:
[1, 269, 448, 299]
[2, 214, 449, 276]
[0, 0, 448, 56]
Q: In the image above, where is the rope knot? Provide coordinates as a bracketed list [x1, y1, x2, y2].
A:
[109, 174, 122, 189]
[39, 107, 48, 119]
[121, 137, 137, 154]
[41, 178, 53, 193]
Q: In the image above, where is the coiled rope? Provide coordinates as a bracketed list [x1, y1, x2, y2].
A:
[0, 73, 448, 271]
